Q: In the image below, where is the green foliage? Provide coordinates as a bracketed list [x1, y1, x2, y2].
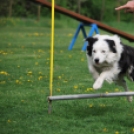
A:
[0, 0, 133, 22]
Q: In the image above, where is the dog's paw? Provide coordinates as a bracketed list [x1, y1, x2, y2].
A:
[127, 96, 133, 102]
[93, 81, 102, 90]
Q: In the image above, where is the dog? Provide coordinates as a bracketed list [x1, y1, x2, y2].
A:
[86, 34, 134, 102]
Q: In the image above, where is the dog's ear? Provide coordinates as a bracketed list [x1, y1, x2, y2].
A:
[85, 37, 98, 46]
[105, 39, 117, 53]
[85, 37, 98, 56]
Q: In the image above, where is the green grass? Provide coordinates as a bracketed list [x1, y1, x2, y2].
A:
[0, 18, 134, 134]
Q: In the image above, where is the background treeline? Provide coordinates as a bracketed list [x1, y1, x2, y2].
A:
[0, 0, 134, 22]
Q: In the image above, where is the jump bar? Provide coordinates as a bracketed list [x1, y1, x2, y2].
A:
[48, 92, 134, 101]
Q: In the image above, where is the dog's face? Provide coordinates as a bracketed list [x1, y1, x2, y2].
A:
[86, 35, 117, 66]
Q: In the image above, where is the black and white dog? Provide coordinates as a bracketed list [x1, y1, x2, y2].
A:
[86, 34, 134, 102]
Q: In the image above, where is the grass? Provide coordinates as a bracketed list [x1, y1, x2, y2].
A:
[0, 18, 134, 134]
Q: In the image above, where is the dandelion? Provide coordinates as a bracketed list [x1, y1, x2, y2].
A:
[68, 55, 72, 58]
[7, 120, 11, 123]
[56, 88, 60, 92]
[81, 58, 84, 62]
[27, 80, 32, 82]
[34, 32, 39, 36]
[16, 80, 22, 84]
[86, 88, 93, 92]
[27, 71, 32, 75]
[0, 71, 8, 75]
[115, 88, 119, 92]
[38, 76, 43, 80]
[60, 50, 63, 53]
[74, 85, 78, 89]
[63, 80, 68, 83]
[115, 131, 119, 134]
[103, 128, 108, 132]
[132, 128, 134, 132]
[0, 81, 6, 84]
[89, 104, 93, 108]
[68, 33, 73, 36]
[35, 62, 38, 65]
[38, 72, 42, 75]
[100, 104, 106, 107]
[105, 91, 109, 94]
[58, 76, 61, 79]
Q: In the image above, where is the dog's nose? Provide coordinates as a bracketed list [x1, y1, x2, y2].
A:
[94, 58, 99, 64]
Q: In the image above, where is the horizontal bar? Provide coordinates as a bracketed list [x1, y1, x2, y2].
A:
[48, 92, 134, 101]
[35, 0, 134, 42]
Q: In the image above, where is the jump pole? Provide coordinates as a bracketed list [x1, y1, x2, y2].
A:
[48, 0, 55, 114]
[48, 92, 134, 101]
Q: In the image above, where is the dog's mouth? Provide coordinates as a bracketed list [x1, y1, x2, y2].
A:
[94, 61, 109, 68]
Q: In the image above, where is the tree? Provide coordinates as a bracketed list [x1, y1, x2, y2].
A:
[37, 5, 41, 21]
[8, 0, 13, 17]
[100, 0, 105, 21]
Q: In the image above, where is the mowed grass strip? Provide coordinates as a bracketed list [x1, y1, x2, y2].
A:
[0, 19, 134, 134]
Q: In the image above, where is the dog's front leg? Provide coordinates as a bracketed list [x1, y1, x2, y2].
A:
[93, 71, 112, 90]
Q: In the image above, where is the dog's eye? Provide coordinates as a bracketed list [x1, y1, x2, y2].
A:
[93, 50, 96, 53]
[102, 50, 105, 53]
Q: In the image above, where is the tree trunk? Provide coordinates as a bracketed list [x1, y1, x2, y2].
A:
[117, 0, 121, 22]
[100, 0, 105, 21]
[8, 0, 13, 17]
[37, 5, 41, 21]
[77, 0, 81, 14]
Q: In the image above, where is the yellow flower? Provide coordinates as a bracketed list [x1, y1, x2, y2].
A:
[68, 55, 72, 58]
[34, 32, 39, 36]
[38, 76, 43, 80]
[27, 71, 32, 75]
[38, 72, 42, 75]
[0, 71, 8, 75]
[86, 88, 93, 92]
[103, 128, 108, 132]
[35, 62, 38, 65]
[68, 33, 73, 36]
[27, 80, 32, 82]
[81, 58, 84, 62]
[56, 88, 60, 92]
[0, 81, 6, 84]
[115, 88, 119, 92]
[132, 128, 134, 132]
[58, 76, 61, 79]
[115, 131, 119, 134]
[15, 80, 21, 84]
[74, 85, 78, 89]
[7, 120, 11, 123]
[89, 104, 93, 108]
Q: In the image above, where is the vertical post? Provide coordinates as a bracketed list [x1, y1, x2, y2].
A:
[81, 25, 87, 38]
[68, 23, 82, 50]
[49, 0, 55, 113]
[82, 24, 96, 51]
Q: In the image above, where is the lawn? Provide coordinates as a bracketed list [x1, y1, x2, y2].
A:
[0, 18, 134, 134]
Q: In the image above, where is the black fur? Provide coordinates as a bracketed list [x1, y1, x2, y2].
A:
[105, 39, 117, 53]
[119, 43, 134, 81]
[86, 37, 98, 56]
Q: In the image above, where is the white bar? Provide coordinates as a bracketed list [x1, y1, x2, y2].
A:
[48, 92, 134, 101]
